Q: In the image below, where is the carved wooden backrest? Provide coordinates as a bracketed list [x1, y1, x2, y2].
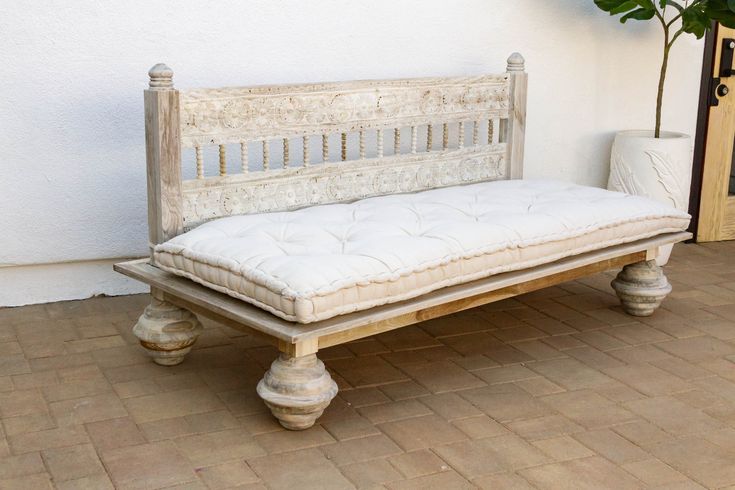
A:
[144, 54, 527, 250]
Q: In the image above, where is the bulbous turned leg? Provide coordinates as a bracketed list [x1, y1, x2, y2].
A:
[257, 353, 338, 430]
[611, 260, 672, 317]
[133, 298, 203, 366]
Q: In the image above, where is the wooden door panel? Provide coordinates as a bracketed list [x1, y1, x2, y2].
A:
[699, 26, 735, 242]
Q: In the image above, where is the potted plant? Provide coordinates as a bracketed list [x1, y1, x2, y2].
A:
[594, 0, 735, 263]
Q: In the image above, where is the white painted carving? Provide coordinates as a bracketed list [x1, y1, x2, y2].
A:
[177, 75, 515, 228]
[179, 76, 510, 146]
[609, 148, 645, 197]
[181, 146, 506, 229]
[645, 150, 686, 210]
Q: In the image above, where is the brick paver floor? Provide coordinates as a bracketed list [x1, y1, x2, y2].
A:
[1, 241, 734, 489]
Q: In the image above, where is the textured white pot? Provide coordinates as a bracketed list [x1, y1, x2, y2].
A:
[607, 130, 692, 266]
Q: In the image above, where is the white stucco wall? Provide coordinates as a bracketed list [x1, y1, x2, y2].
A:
[0, 0, 704, 307]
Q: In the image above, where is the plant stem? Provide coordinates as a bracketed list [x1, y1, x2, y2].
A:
[656, 26, 671, 138]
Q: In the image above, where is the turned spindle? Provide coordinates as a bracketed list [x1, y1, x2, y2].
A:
[262, 140, 270, 170]
[195, 145, 204, 179]
[303, 136, 310, 167]
[219, 145, 227, 176]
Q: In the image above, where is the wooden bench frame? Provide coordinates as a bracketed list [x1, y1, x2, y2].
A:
[116, 54, 691, 430]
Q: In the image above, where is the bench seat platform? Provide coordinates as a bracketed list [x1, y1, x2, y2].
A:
[116, 229, 691, 357]
[153, 179, 690, 324]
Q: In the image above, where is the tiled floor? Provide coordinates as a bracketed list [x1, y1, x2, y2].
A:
[1, 241, 735, 489]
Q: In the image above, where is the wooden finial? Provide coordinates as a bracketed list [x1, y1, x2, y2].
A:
[507, 53, 525, 72]
[148, 63, 174, 90]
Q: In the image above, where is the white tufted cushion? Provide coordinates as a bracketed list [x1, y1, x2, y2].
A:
[154, 180, 690, 323]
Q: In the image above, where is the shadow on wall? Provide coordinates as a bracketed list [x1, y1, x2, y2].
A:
[589, 131, 618, 185]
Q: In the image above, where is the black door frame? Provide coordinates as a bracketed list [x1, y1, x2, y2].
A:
[689, 24, 719, 238]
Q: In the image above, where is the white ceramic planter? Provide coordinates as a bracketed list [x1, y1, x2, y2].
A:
[607, 130, 692, 265]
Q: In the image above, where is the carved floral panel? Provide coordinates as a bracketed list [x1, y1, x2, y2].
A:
[179, 76, 510, 147]
[181, 146, 507, 228]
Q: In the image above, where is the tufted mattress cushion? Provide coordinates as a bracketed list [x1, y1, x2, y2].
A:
[154, 180, 690, 323]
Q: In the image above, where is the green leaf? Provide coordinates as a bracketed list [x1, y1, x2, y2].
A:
[594, 0, 635, 13]
[593, 0, 657, 22]
[621, 7, 657, 22]
[592, 0, 735, 32]
[594, 0, 653, 13]
[704, 0, 735, 28]
[681, 7, 709, 38]
[611, 1, 643, 14]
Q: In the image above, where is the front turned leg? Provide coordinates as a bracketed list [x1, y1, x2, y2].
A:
[133, 296, 203, 366]
[611, 260, 672, 317]
[257, 353, 338, 430]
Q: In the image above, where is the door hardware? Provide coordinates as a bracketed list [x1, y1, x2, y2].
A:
[720, 38, 735, 77]
[710, 77, 722, 106]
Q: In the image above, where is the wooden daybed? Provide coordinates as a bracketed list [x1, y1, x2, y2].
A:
[115, 54, 692, 430]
